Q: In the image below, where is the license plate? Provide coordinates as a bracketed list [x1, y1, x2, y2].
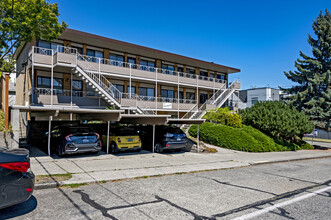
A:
[82, 139, 89, 143]
[177, 138, 181, 141]
[127, 138, 133, 142]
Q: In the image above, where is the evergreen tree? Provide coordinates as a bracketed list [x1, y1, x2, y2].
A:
[281, 10, 331, 130]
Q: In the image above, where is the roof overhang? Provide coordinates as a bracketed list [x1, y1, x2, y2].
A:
[12, 105, 123, 121]
[167, 118, 206, 125]
[119, 114, 170, 125]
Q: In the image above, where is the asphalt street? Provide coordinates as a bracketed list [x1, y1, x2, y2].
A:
[1, 158, 330, 220]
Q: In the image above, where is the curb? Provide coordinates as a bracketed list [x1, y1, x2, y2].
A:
[34, 155, 331, 190]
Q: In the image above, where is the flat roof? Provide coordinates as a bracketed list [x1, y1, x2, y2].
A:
[61, 28, 240, 74]
[120, 114, 170, 125]
[12, 105, 123, 121]
[167, 118, 205, 125]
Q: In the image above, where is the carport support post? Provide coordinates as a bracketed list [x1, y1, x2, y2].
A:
[47, 116, 52, 156]
[152, 124, 155, 153]
[106, 121, 110, 154]
[197, 124, 199, 152]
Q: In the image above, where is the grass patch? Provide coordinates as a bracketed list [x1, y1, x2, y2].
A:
[35, 173, 72, 184]
[62, 183, 88, 188]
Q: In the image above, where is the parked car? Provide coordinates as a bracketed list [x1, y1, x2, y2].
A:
[0, 148, 35, 209]
[45, 126, 102, 156]
[102, 127, 141, 154]
[138, 125, 188, 153]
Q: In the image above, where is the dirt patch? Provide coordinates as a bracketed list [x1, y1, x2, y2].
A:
[35, 173, 72, 184]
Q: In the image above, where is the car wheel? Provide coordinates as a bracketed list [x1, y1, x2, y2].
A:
[58, 145, 64, 157]
[111, 143, 118, 154]
[154, 143, 163, 153]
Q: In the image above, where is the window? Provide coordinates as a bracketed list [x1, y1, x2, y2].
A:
[251, 97, 259, 105]
[127, 86, 136, 94]
[110, 53, 124, 66]
[72, 80, 83, 97]
[200, 71, 208, 81]
[128, 57, 136, 65]
[72, 80, 83, 91]
[86, 49, 103, 62]
[140, 87, 155, 100]
[72, 46, 83, 55]
[199, 94, 208, 104]
[86, 84, 97, 96]
[37, 41, 63, 54]
[161, 89, 174, 102]
[37, 76, 63, 90]
[37, 76, 63, 95]
[113, 84, 124, 93]
[177, 67, 184, 73]
[162, 64, 175, 75]
[186, 68, 195, 75]
[209, 74, 215, 79]
[179, 91, 184, 100]
[200, 71, 208, 77]
[216, 74, 225, 80]
[186, 92, 195, 100]
[140, 59, 155, 72]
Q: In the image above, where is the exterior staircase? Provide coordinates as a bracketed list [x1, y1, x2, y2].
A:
[181, 80, 240, 130]
[74, 53, 122, 108]
[73, 52, 154, 114]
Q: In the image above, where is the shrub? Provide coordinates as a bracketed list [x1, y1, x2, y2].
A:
[188, 122, 312, 152]
[240, 101, 314, 142]
[203, 107, 242, 128]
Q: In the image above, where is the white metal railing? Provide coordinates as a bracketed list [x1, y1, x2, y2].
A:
[76, 53, 122, 105]
[31, 45, 227, 84]
[32, 88, 98, 97]
[181, 80, 241, 121]
[121, 93, 197, 104]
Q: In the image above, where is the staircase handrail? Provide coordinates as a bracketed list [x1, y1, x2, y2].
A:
[76, 52, 122, 105]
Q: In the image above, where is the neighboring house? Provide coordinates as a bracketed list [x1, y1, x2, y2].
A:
[12, 28, 241, 143]
[229, 87, 280, 110]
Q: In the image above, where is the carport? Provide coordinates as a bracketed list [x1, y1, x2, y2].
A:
[12, 105, 123, 156]
[119, 114, 170, 153]
[167, 118, 205, 151]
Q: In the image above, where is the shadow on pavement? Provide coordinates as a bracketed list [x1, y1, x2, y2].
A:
[0, 196, 37, 220]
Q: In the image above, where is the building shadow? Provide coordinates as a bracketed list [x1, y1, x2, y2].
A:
[0, 196, 37, 220]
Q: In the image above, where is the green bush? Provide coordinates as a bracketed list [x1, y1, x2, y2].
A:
[203, 107, 242, 128]
[240, 101, 314, 142]
[189, 122, 313, 152]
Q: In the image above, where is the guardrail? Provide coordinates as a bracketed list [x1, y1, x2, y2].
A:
[31, 46, 227, 84]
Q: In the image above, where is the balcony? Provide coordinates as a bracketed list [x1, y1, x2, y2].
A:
[30, 88, 211, 111]
[30, 46, 227, 89]
[31, 88, 107, 107]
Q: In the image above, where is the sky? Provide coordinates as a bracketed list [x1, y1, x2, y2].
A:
[50, 0, 330, 89]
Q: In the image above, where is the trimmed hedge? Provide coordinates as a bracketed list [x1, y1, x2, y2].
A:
[189, 122, 313, 152]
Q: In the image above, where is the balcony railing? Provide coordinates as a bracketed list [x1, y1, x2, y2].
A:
[31, 46, 227, 84]
[32, 88, 98, 97]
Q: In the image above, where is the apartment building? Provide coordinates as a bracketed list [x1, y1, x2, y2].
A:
[14, 28, 240, 123]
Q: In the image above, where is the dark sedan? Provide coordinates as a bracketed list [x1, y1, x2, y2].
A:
[138, 125, 189, 153]
[52, 127, 102, 156]
[0, 148, 35, 209]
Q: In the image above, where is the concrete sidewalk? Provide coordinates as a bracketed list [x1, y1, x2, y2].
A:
[28, 143, 331, 189]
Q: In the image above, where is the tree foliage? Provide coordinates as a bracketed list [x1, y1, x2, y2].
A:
[280, 10, 331, 130]
[240, 101, 314, 142]
[203, 107, 242, 128]
[0, 0, 67, 74]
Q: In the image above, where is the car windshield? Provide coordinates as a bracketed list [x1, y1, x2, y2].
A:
[112, 128, 137, 136]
